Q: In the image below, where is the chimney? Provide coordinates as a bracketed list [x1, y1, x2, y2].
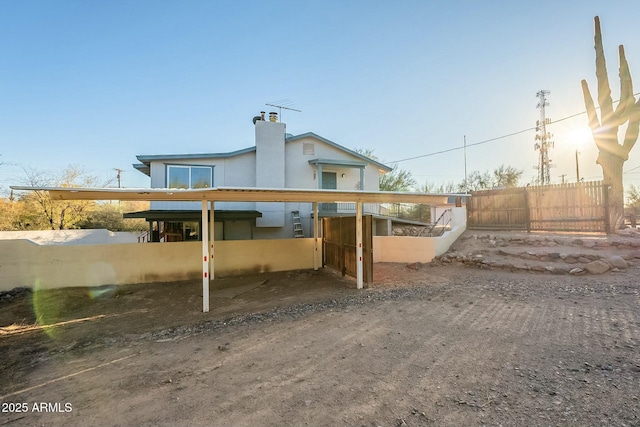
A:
[254, 115, 286, 227]
[269, 111, 278, 122]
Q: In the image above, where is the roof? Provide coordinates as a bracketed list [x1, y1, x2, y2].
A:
[11, 186, 457, 205]
[287, 133, 392, 172]
[133, 132, 393, 176]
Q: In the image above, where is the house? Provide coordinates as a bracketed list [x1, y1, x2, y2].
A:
[125, 112, 393, 241]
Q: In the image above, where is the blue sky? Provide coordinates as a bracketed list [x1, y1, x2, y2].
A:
[2, 1, 640, 192]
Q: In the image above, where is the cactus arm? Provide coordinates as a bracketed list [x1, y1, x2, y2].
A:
[581, 80, 601, 130]
[594, 17, 615, 125]
[614, 45, 634, 126]
[622, 103, 640, 155]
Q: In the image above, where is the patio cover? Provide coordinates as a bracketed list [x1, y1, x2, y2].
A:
[11, 185, 456, 312]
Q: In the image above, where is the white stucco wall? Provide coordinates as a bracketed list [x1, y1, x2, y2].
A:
[434, 207, 467, 256]
[284, 137, 381, 191]
[150, 151, 257, 211]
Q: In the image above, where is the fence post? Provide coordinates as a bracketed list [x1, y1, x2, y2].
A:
[523, 187, 531, 233]
[603, 184, 611, 234]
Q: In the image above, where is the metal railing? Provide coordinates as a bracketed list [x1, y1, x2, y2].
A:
[419, 209, 452, 237]
[320, 202, 432, 223]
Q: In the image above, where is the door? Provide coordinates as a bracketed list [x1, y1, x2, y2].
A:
[322, 215, 373, 286]
[321, 172, 337, 213]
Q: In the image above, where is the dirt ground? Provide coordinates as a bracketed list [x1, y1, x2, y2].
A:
[1, 231, 640, 427]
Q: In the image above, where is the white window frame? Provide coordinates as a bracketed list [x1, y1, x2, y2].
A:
[166, 164, 214, 189]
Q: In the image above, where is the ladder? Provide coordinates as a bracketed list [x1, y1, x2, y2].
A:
[292, 211, 304, 238]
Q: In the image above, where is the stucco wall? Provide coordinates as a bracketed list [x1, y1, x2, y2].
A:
[373, 236, 437, 263]
[434, 207, 466, 256]
[373, 208, 467, 263]
[0, 209, 466, 291]
[150, 151, 257, 211]
[0, 238, 316, 291]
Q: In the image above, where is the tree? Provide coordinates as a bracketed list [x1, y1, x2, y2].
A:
[353, 148, 416, 191]
[420, 181, 459, 194]
[492, 165, 522, 188]
[581, 16, 640, 230]
[18, 165, 102, 230]
[627, 185, 640, 207]
[78, 201, 149, 232]
[459, 165, 523, 192]
[379, 166, 417, 191]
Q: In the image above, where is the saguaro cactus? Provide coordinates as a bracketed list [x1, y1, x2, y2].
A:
[581, 16, 640, 231]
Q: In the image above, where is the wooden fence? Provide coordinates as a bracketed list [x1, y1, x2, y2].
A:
[467, 181, 610, 233]
[322, 215, 373, 285]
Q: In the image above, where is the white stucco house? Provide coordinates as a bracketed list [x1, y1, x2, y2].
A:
[125, 113, 393, 241]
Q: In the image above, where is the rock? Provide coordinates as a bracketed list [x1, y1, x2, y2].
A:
[564, 256, 578, 264]
[607, 255, 628, 269]
[583, 241, 597, 248]
[584, 260, 610, 275]
[545, 266, 568, 274]
[406, 262, 423, 270]
[569, 268, 585, 275]
[578, 257, 592, 263]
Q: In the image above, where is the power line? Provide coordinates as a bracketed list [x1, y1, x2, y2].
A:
[387, 91, 640, 165]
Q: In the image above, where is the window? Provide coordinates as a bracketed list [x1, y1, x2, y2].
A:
[167, 165, 213, 189]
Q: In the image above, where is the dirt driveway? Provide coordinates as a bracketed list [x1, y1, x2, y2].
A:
[1, 258, 639, 426]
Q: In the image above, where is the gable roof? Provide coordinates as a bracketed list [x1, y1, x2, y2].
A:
[133, 132, 393, 176]
[286, 133, 393, 172]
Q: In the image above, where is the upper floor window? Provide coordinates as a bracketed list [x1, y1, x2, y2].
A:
[167, 165, 213, 189]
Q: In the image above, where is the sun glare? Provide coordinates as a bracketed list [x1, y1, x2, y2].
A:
[567, 126, 593, 148]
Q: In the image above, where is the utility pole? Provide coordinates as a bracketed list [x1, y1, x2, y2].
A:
[463, 135, 468, 193]
[534, 90, 554, 185]
[114, 168, 123, 188]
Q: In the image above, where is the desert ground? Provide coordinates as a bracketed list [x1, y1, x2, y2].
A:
[1, 231, 639, 427]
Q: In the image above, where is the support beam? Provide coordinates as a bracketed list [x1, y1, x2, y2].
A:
[317, 164, 323, 189]
[210, 202, 215, 280]
[313, 202, 319, 270]
[356, 202, 363, 289]
[201, 200, 210, 313]
[359, 168, 364, 190]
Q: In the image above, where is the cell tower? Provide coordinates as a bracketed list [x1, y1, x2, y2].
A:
[534, 90, 554, 185]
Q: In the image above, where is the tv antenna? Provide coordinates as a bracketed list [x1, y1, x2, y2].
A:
[265, 99, 301, 122]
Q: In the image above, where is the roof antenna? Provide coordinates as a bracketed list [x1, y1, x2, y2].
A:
[265, 99, 301, 123]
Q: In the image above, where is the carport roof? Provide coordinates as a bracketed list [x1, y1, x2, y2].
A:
[10, 186, 458, 205]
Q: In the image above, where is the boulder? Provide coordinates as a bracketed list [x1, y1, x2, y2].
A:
[606, 255, 628, 269]
[584, 260, 610, 275]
